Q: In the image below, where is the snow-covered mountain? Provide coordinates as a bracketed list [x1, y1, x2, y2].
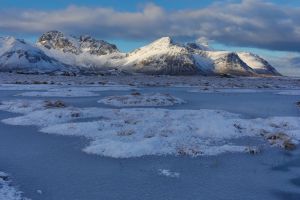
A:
[0, 36, 76, 74]
[122, 37, 199, 75]
[38, 31, 120, 56]
[37, 31, 124, 74]
[0, 31, 281, 76]
[197, 51, 256, 76]
[123, 37, 280, 76]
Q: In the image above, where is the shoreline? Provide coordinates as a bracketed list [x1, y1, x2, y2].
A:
[0, 72, 299, 89]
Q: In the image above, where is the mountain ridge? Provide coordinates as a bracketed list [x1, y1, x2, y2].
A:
[0, 31, 281, 76]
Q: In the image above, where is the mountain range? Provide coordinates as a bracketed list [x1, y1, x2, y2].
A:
[0, 31, 281, 76]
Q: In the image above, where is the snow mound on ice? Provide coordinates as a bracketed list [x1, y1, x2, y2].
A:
[98, 93, 186, 107]
[0, 172, 30, 200]
[1, 99, 300, 158]
[158, 169, 180, 178]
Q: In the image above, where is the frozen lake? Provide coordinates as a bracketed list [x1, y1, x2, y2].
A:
[0, 86, 300, 200]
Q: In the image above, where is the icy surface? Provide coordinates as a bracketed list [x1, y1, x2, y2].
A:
[0, 84, 55, 91]
[188, 88, 268, 93]
[0, 172, 29, 200]
[98, 93, 186, 107]
[276, 90, 300, 96]
[19, 90, 98, 97]
[17, 85, 134, 97]
[189, 88, 300, 95]
[1, 99, 299, 158]
[0, 81, 300, 200]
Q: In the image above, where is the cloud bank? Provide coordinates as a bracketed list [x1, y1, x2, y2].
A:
[1, 0, 300, 52]
[268, 54, 300, 76]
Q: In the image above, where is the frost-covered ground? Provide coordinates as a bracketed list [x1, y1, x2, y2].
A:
[17, 86, 134, 97]
[98, 93, 185, 107]
[0, 99, 299, 158]
[0, 172, 29, 200]
[0, 72, 300, 89]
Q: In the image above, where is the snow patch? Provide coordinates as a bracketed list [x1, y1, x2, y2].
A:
[0, 99, 46, 114]
[40, 108, 300, 158]
[0, 172, 30, 200]
[0, 100, 106, 127]
[158, 169, 180, 178]
[98, 93, 186, 107]
[17, 85, 135, 97]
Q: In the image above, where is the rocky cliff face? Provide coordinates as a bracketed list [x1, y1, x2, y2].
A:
[37, 31, 119, 56]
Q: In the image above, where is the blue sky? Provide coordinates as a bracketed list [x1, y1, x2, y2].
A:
[2, 0, 300, 10]
[0, 0, 233, 10]
[0, 0, 300, 75]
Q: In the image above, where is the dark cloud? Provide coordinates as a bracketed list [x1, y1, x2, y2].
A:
[1, 0, 300, 51]
[267, 54, 300, 76]
[290, 56, 300, 65]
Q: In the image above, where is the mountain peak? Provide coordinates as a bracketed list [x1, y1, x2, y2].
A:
[0, 36, 26, 46]
[150, 36, 174, 47]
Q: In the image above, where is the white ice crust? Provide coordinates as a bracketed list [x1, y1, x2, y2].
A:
[1, 99, 299, 158]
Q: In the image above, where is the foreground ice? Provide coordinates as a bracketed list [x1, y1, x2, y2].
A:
[98, 93, 186, 107]
[1, 99, 299, 158]
[0, 172, 29, 200]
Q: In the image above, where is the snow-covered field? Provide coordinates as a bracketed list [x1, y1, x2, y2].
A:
[0, 97, 299, 158]
[0, 73, 300, 89]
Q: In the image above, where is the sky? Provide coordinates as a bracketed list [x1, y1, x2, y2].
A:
[0, 0, 300, 76]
